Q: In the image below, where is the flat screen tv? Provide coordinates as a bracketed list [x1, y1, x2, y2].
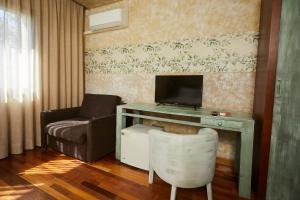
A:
[155, 75, 203, 107]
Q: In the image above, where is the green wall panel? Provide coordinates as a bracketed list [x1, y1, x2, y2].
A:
[266, 0, 300, 200]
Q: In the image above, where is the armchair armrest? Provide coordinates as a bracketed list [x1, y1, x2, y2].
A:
[86, 114, 116, 162]
[40, 107, 81, 148]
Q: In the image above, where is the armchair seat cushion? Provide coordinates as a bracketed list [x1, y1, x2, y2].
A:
[46, 118, 89, 144]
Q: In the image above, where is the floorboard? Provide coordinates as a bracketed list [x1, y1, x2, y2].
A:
[0, 149, 253, 200]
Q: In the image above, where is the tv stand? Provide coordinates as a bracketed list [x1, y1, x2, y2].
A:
[115, 103, 254, 199]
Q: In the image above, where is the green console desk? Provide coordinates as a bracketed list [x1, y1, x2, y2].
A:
[115, 103, 254, 199]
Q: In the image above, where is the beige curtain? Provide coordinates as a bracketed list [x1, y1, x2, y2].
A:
[0, 0, 84, 159]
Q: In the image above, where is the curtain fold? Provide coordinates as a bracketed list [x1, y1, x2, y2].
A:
[0, 0, 84, 159]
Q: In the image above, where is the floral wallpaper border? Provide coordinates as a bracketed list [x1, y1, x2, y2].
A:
[85, 32, 259, 74]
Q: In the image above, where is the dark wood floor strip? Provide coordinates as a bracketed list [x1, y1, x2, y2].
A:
[51, 183, 85, 200]
[81, 181, 120, 199]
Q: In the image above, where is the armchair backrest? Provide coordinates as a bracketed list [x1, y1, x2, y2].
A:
[79, 94, 121, 118]
[149, 128, 218, 188]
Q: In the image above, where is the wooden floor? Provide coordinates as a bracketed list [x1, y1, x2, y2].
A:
[0, 149, 251, 200]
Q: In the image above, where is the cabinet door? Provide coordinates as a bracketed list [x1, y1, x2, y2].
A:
[121, 131, 150, 171]
[266, 1, 300, 199]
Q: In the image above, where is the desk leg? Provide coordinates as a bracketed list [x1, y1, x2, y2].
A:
[116, 107, 126, 160]
[239, 121, 255, 199]
[234, 135, 241, 173]
[133, 110, 142, 124]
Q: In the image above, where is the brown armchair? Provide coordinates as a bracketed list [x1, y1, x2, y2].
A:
[41, 94, 121, 162]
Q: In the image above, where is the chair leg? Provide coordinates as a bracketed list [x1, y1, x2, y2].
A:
[148, 167, 154, 184]
[206, 183, 212, 200]
[170, 185, 177, 200]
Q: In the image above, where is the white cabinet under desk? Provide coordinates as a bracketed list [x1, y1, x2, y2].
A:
[115, 103, 254, 199]
[120, 124, 162, 171]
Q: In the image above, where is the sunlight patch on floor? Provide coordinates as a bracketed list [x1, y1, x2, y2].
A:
[0, 184, 44, 200]
[19, 159, 82, 175]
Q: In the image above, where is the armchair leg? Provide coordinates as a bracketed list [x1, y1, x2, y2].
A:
[148, 167, 154, 184]
[206, 183, 212, 200]
[44, 134, 48, 150]
[170, 185, 177, 200]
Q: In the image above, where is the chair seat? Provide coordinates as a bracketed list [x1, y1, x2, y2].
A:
[46, 118, 89, 144]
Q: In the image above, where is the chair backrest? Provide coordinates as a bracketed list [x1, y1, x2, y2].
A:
[149, 128, 218, 188]
[79, 94, 121, 118]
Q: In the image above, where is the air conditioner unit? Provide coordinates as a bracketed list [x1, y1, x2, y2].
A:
[86, 8, 128, 34]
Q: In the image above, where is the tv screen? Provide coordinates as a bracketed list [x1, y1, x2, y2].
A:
[155, 75, 203, 107]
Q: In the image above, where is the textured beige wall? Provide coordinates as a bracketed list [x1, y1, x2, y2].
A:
[85, 0, 260, 47]
[84, 0, 261, 160]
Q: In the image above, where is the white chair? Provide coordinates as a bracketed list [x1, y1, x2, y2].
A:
[148, 128, 218, 200]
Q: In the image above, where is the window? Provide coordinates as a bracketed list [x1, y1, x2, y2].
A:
[0, 7, 39, 103]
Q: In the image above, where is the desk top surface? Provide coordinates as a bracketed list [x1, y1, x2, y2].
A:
[118, 103, 253, 121]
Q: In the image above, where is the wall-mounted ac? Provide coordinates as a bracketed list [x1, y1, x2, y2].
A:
[85, 7, 128, 34]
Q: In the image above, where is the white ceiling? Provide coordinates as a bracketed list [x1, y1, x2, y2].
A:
[73, 0, 121, 9]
